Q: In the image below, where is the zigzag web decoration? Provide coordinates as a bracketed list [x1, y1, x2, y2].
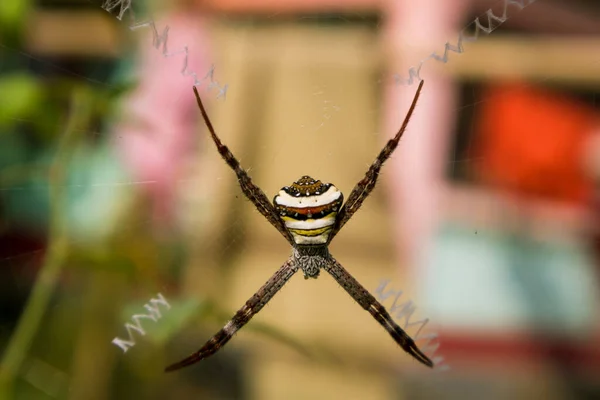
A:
[100, 0, 228, 99]
[112, 293, 171, 353]
[394, 0, 538, 86]
[375, 280, 450, 371]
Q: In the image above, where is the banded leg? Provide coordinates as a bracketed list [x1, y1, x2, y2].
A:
[323, 258, 433, 368]
[328, 80, 424, 242]
[193, 87, 294, 245]
[165, 259, 299, 372]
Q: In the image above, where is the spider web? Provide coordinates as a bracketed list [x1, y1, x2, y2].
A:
[1, 0, 600, 399]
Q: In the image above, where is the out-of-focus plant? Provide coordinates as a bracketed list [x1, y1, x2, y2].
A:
[0, 73, 43, 131]
[0, 85, 93, 398]
[0, 0, 33, 45]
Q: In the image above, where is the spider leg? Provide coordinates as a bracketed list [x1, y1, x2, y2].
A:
[323, 258, 433, 368]
[328, 80, 424, 242]
[193, 87, 294, 245]
[165, 259, 299, 372]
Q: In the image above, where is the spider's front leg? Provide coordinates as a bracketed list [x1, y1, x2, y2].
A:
[323, 258, 433, 368]
[192, 87, 294, 245]
[328, 80, 424, 242]
[165, 259, 298, 372]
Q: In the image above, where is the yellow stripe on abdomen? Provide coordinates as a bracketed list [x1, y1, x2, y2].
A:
[288, 226, 332, 237]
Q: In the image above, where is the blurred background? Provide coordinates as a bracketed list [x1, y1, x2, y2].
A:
[1, 0, 599, 399]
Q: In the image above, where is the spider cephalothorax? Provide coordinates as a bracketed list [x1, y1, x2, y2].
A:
[165, 80, 433, 373]
[273, 175, 343, 246]
[292, 245, 332, 279]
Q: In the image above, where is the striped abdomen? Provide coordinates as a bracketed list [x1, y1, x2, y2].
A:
[273, 176, 343, 245]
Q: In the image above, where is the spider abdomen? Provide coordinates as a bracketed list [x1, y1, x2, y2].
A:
[273, 176, 343, 245]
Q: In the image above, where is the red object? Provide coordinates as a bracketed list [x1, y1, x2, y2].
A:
[473, 82, 597, 205]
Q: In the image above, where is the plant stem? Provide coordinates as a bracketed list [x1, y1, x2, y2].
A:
[0, 88, 92, 397]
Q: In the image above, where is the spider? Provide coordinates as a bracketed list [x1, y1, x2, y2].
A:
[165, 80, 432, 372]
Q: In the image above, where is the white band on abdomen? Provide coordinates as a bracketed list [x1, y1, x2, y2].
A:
[275, 185, 341, 208]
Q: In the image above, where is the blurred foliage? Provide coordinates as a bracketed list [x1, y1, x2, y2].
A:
[0, 73, 43, 131]
[0, 71, 136, 232]
[0, 0, 33, 45]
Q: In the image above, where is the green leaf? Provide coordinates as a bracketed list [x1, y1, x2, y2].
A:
[120, 294, 317, 361]
[211, 304, 316, 361]
[124, 297, 209, 345]
[0, 0, 33, 41]
[244, 320, 315, 361]
[0, 73, 42, 129]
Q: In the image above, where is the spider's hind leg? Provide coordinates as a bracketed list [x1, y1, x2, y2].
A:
[165, 259, 299, 372]
[323, 258, 433, 368]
